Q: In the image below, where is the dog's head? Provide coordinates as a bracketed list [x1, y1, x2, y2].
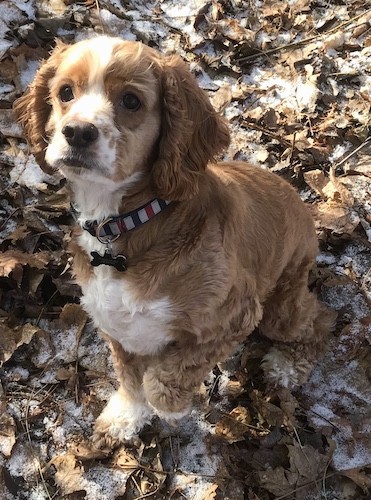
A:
[14, 36, 230, 200]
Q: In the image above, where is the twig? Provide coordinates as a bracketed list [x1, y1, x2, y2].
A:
[321, 452, 333, 500]
[308, 408, 340, 431]
[240, 119, 292, 148]
[24, 388, 53, 500]
[36, 290, 59, 325]
[275, 472, 337, 500]
[0, 207, 21, 231]
[237, 9, 371, 63]
[289, 132, 297, 168]
[332, 136, 371, 171]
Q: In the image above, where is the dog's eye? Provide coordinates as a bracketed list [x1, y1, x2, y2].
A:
[121, 93, 141, 111]
[59, 85, 74, 103]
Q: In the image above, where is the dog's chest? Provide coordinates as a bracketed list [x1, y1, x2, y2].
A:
[80, 267, 175, 355]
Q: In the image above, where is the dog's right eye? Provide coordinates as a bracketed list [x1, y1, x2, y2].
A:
[59, 85, 74, 103]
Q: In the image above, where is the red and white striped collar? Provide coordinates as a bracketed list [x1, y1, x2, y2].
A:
[71, 198, 171, 243]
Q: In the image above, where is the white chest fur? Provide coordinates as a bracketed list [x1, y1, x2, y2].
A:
[80, 267, 175, 355]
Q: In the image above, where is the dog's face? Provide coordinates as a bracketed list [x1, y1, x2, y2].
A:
[45, 37, 162, 186]
[14, 36, 230, 200]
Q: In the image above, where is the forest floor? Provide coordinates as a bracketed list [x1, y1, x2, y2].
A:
[0, 1, 370, 499]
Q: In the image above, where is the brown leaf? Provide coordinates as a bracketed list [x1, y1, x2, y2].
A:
[287, 442, 328, 481]
[0, 320, 40, 365]
[304, 169, 328, 198]
[0, 249, 49, 277]
[304, 169, 354, 205]
[201, 483, 219, 499]
[341, 467, 371, 493]
[251, 390, 286, 427]
[256, 466, 298, 497]
[51, 453, 85, 496]
[115, 447, 140, 470]
[7, 224, 30, 243]
[315, 203, 360, 235]
[0, 402, 16, 457]
[215, 406, 251, 443]
[210, 84, 232, 112]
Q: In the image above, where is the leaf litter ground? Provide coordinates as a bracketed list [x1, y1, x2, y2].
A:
[0, 1, 370, 499]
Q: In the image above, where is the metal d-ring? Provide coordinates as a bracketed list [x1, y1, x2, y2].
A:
[95, 218, 121, 245]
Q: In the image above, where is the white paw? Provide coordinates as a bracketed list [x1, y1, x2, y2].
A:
[261, 347, 312, 388]
[92, 392, 153, 449]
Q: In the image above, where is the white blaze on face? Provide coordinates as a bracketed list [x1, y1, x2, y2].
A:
[46, 37, 122, 178]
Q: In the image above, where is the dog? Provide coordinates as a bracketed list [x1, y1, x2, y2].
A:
[14, 36, 334, 449]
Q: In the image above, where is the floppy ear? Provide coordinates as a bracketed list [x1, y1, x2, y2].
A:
[13, 41, 68, 173]
[152, 56, 230, 201]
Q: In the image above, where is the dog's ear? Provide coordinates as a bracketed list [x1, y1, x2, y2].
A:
[152, 56, 230, 201]
[13, 41, 68, 173]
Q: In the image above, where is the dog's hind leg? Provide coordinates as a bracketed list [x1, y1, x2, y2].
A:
[259, 259, 336, 388]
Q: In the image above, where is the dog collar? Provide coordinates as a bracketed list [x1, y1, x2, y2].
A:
[71, 198, 171, 240]
[70, 198, 171, 271]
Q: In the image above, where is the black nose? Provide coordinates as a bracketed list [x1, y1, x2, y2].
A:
[62, 122, 99, 148]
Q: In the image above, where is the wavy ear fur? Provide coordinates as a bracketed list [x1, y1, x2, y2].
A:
[13, 41, 68, 173]
[152, 56, 230, 201]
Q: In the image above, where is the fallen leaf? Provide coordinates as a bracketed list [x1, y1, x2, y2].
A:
[0, 320, 40, 365]
[52, 453, 85, 496]
[0, 249, 49, 277]
[215, 406, 251, 443]
[341, 467, 371, 492]
[256, 466, 298, 497]
[0, 402, 16, 457]
[314, 203, 360, 235]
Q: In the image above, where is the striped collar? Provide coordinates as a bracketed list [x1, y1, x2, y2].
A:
[71, 198, 171, 243]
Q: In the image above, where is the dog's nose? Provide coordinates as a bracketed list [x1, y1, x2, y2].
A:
[62, 122, 99, 148]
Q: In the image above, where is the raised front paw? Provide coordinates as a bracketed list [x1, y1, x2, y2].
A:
[91, 392, 153, 450]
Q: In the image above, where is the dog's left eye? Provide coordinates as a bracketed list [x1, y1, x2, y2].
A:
[59, 85, 74, 103]
[121, 93, 141, 111]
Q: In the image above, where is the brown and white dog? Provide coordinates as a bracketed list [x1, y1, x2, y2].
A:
[14, 36, 334, 449]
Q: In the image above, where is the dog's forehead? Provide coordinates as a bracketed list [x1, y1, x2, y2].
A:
[56, 37, 159, 86]
[57, 37, 119, 80]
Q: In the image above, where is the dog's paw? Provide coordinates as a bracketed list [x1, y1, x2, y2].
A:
[153, 407, 190, 426]
[91, 392, 153, 450]
[261, 347, 313, 389]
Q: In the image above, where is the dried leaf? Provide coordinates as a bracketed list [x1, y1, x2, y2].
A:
[314, 203, 360, 235]
[341, 468, 371, 493]
[0, 249, 49, 277]
[215, 406, 251, 443]
[251, 390, 286, 427]
[0, 403, 16, 457]
[210, 84, 232, 112]
[115, 447, 140, 470]
[52, 453, 85, 496]
[287, 442, 327, 481]
[201, 483, 219, 499]
[0, 320, 40, 365]
[257, 466, 298, 497]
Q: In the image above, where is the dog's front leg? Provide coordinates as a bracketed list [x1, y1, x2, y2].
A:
[142, 336, 239, 422]
[92, 337, 152, 450]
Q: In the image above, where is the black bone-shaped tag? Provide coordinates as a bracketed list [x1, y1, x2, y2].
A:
[90, 251, 127, 272]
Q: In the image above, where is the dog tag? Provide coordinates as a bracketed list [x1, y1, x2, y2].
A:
[90, 251, 127, 272]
